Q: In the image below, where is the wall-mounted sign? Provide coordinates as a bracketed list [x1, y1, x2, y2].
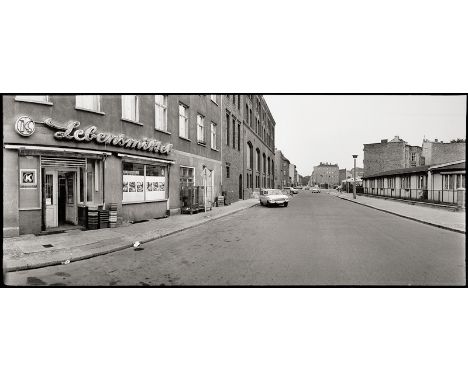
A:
[30, 117, 173, 155]
[15, 116, 36, 137]
[20, 169, 37, 188]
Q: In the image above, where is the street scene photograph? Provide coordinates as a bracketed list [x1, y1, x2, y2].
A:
[2, 94, 466, 286]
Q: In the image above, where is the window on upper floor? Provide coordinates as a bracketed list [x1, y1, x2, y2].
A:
[197, 114, 205, 144]
[122, 95, 139, 122]
[211, 122, 217, 150]
[15, 95, 50, 103]
[232, 116, 236, 148]
[155, 95, 168, 132]
[179, 103, 189, 139]
[226, 165, 230, 179]
[210, 95, 217, 104]
[76, 95, 101, 112]
[226, 112, 230, 146]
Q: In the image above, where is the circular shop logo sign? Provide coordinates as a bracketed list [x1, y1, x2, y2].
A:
[15, 116, 36, 137]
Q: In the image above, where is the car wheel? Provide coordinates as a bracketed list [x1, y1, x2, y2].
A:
[283, 202, 288, 207]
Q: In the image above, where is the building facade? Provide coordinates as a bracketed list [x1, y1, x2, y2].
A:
[312, 162, 339, 188]
[242, 95, 276, 197]
[363, 136, 424, 178]
[362, 160, 465, 206]
[3, 95, 222, 237]
[421, 139, 466, 166]
[275, 149, 291, 189]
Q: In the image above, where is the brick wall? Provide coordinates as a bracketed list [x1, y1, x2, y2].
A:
[363, 141, 406, 177]
[422, 141, 466, 165]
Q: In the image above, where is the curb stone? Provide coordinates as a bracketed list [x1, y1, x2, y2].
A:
[6, 202, 259, 273]
[336, 196, 465, 235]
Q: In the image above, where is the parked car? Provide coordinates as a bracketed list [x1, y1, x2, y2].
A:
[260, 189, 289, 207]
[283, 187, 298, 194]
[304, 186, 310, 190]
[311, 187, 321, 193]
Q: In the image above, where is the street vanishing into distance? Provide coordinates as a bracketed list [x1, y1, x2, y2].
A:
[7, 191, 465, 286]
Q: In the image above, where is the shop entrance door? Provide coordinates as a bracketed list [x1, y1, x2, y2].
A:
[44, 170, 58, 228]
[58, 171, 78, 225]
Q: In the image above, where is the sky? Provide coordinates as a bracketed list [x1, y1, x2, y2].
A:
[264, 95, 467, 176]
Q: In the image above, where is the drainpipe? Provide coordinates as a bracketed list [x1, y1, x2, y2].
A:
[220, 95, 223, 194]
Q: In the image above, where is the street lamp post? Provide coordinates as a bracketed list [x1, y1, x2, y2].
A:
[352, 155, 358, 199]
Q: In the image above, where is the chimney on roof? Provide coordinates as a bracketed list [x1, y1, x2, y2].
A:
[381, 139, 388, 143]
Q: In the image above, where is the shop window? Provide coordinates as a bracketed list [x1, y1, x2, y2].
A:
[79, 168, 85, 203]
[76, 95, 101, 112]
[155, 95, 168, 131]
[179, 104, 189, 138]
[87, 169, 94, 202]
[122, 162, 167, 203]
[122, 95, 139, 122]
[180, 166, 195, 187]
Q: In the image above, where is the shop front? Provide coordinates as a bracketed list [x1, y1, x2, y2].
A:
[4, 114, 174, 237]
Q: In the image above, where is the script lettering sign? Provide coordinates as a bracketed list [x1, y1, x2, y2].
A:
[42, 118, 173, 155]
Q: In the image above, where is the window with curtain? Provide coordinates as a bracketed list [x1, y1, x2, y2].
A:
[76, 95, 101, 112]
[179, 104, 189, 138]
[155, 95, 167, 131]
[197, 114, 205, 144]
[122, 95, 139, 122]
[211, 122, 217, 150]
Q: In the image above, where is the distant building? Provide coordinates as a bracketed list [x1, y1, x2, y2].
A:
[275, 149, 291, 188]
[312, 162, 339, 188]
[363, 136, 424, 177]
[421, 138, 466, 166]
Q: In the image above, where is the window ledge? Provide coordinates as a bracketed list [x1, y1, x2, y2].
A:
[123, 199, 168, 205]
[75, 106, 106, 115]
[75, 107, 105, 115]
[121, 118, 143, 126]
[211, 99, 218, 106]
[15, 98, 53, 106]
[211, 147, 219, 152]
[197, 141, 207, 147]
[179, 136, 191, 142]
[155, 128, 171, 135]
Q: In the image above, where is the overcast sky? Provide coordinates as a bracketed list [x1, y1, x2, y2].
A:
[264, 95, 467, 176]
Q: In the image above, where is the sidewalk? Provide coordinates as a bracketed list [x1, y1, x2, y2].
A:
[3, 199, 259, 272]
[334, 192, 465, 234]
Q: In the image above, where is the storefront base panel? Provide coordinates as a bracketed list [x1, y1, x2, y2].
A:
[3, 226, 20, 238]
[122, 201, 167, 222]
[19, 210, 42, 235]
[169, 208, 181, 216]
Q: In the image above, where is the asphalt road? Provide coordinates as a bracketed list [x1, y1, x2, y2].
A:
[6, 191, 466, 286]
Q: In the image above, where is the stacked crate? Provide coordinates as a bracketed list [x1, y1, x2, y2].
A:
[108, 203, 118, 228]
[87, 207, 99, 230]
[99, 209, 109, 229]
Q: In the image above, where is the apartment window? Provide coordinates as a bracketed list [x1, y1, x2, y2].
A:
[76, 95, 101, 112]
[411, 152, 417, 162]
[210, 95, 217, 104]
[237, 122, 241, 151]
[226, 113, 230, 146]
[16, 95, 50, 103]
[237, 95, 241, 110]
[256, 149, 261, 172]
[197, 114, 205, 144]
[179, 104, 189, 138]
[155, 95, 168, 131]
[249, 109, 253, 127]
[233, 95, 236, 107]
[226, 165, 230, 179]
[211, 122, 217, 150]
[122, 95, 139, 122]
[247, 142, 253, 170]
[232, 116, 236, 148]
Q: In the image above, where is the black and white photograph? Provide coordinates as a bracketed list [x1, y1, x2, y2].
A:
[1, 2, 467, 382]
[2, 94, 466, 286]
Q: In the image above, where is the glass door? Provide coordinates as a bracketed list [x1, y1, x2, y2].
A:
[45, 170, 58, 228]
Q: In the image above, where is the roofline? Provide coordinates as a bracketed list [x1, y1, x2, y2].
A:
[428, 159, 466, 170]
